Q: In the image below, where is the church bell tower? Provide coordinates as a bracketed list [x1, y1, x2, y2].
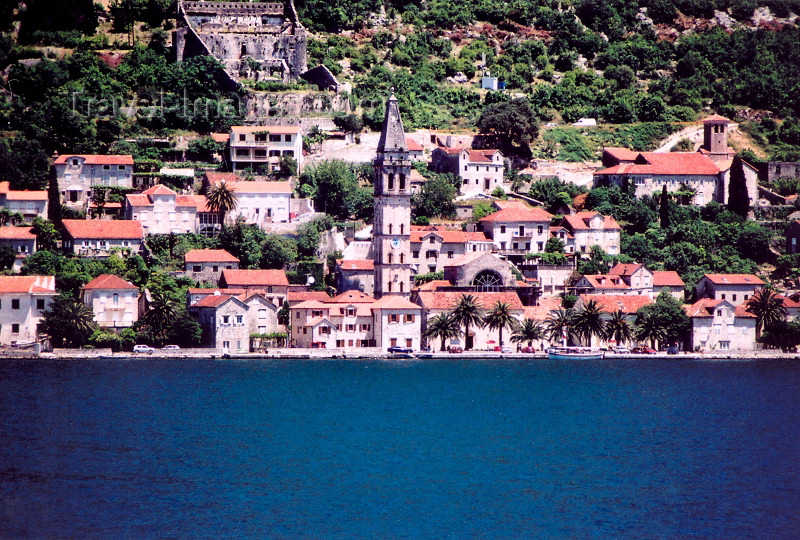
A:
[372, 92, 412, 298]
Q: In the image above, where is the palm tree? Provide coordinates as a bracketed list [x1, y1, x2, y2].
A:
[424, 313, 462, 351]
[41, 294, 97, 347]
[545, 309, 575, 346]
[511, 318, 546, 348]
[484, 301, 518, 347]
[142, 291, 179, 341]
[572, 299, 606, 346]
[205, 180, 239, 226]
[450, 294, 484, 350]
[604, 309, 633, 346]
[634, 309, 667, 349]
[745, 288, 787, 338]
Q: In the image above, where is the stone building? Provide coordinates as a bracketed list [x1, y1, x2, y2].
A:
[54, 154, 134, 210]
[0, 182, 48, 223]
[184, 249, 240, 283]
[430, 146, 505, 196]
[81, 274, 141, 330]
[175, 1, 307, 86]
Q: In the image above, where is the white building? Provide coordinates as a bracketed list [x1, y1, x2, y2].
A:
[0, 275, 56, 345]
[410, 226, 493, 274]
[560, 212, 620, 255]
[431, 146, 505, 195]
[125, 185, 210, 235]
[185, 249, 240, 284]
[479, 205, 554, 262]
[0, 182, 48, 222]
[61, 219, 145, 258]
[189, 290, 281, 352]
[685, 298, 757, 351]
[202, 173, 293, 226]
[0, 226, 36, 272]
[695, 274, 764, 307]
[290, 290, 422, 351]
[54, 154, 134, 209]
[81, 274, 141, 329]
[229, 125, 303, 173]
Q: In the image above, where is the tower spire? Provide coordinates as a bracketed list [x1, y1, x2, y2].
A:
[376, 92, 408, 153]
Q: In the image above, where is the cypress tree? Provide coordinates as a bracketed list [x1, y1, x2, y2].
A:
[659, 184, 670, 228]
[728, 156, 750, 218]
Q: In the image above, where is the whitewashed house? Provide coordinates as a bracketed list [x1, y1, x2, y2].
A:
[54, 154, 134, 209]
[81, 274, 141, 329]
[0, 275, 56, 345]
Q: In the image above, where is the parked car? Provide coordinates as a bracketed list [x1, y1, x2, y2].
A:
[666, 346, 679, 355]
[500, 346, 512, 353]
[613, 346, 631, 354]
[133, 344, 155, 354]
[631, 346, 656, 354]
[163, 345, 180, 350]
[521, 346, 536, 353]
[388, 346, 413, 354]
[448, 346, 463, 354]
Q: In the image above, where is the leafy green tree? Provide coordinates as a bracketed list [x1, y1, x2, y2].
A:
[412, 174, 456, 219]
[484, 301, 518, 347]
[41, 294, 97, 348]
[450, 294, 484, 351]
[659, 185, 670, 228]
[511, 318, 546, 348]
[218, 220, 267, 269]
[476, 98, 540, 158]
[261, 235, 298, 269]
[205, 180, 239, 226]
[298, 160, 373, 221]
[0, 244, 15, 271]
[31, 217, 60, 251]
[759, 320, 800, 352]
[578, 245, 611, 275]
[424, 313, 462, 351]
[333, 113, 364, 133]
[745, 288, 787, 338]
[635, 291, 690, 348]
[188, 136, 224, 161]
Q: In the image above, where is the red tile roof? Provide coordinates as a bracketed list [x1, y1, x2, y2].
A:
[221, 269, 289, 287]
[336, 259, 374, 271]
[409, 230, 483, 244]
[414, 279, 452, 291]
[416, 291, 524, 311]
[653, 271, 685, 287]
[0, 182, 48, 201]
[142, 185, 177, 196]
[479, 206, 553, 223]
[62, 219, 144, 240]
[609, 263, 644, 277]
[185, 249, 239, 263]
[0, 226, 35, 240]
[684, 298, 755, 318]
[204, 172, 241, 184]
[205, 178, 292, 194]
[194, 294, 237, 308]
[288, 291, 330, 303]
[579, 275, 630, 290]
[603, 147, 638, 162]
[211, 133, 230, 143]
[562, 212, 620, 231]
[701, 114, 730, 123]
[579, 294, 652, 314]
[405, 137, 423, 151]
[54, 154, 134, 165]
[328, 290, 375, 303]
[702, 274, 764, 286]
[0, 275, 56, 294]
[595, 152, 721, 176]
[371, 295, 420, 310]
[231, 125, 301, 134]
[82, 273, 137, 290]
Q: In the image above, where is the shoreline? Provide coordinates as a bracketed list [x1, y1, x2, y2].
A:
[3, 350, 799, 361]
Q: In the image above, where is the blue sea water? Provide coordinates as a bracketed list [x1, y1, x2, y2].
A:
[1, 357, 799, 538]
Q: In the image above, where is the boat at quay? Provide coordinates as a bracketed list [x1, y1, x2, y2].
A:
[547, 346, 605, 360]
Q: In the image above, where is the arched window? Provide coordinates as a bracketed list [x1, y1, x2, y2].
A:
[113, 293, 119, 305]
[388, 174, 395, 190]
[399, 174, 406, 190]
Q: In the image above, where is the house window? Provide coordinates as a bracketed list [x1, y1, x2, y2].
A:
[303, 328, 307, 334]
[429, 237, 435, 244]
[389, 314, 399, 323]
[239, 134, 246, 141]
[406, 338, 413, 348]
[360, 324, 371, 331]
[390, 338, 397, 347]
[519, 226, 524, 235]
[284, 135, 292, 142]
[538, 226, 543, 234]
[11, 323, 19, 334]
[103, 165, 110, 170]
[223, 341, 230, 349]
[72, 158, 79, 166]
[36, 299, 45, 310]
[11, 299, 19, 310]
[537, 242, 544, 251]
[113, 294, 119, 305]
[716, 309, 722, 316]
[732, 294, 737, 302]
[346, 324, 356, 332]
[719, 341, 730, 350]
[259, 309, 266, 319]
[721, 294, 726, 300]
[500, 226, 506, 234]
[119, 165, 125, 171]
[193, 265, 201, 272]
[413, 251, 419, 258]
[269, 134, 281, 142]
[347, 308, 356, 316]
[222, 315, 230, 324]
[405, 314, 415, 323]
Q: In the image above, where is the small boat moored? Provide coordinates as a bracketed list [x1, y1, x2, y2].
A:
[547, 346, 604, 360]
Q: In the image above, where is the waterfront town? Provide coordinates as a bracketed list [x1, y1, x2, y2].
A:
[2, 0, 800, 356]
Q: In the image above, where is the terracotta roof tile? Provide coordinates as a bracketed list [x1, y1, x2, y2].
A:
[142, 185, 177, 196]
[609, 263, 644, 277]
[231, 125, 300, 134]
[371, 295, 421, 310]
[221, 269, 289, 287]
[62, 219, 144, 240]
[336, 259, 374, 271]
[579, 294, 652, 314]
[603, 147, 638, 162]
[701, 114, 730, 123]
[0, 226, 35, 240]
[82, 274, 137, 290]
[206, 179, 293, 194]
[0, 275, 56, 294]
[54, 154, 134, 165]
[405, 137, 423, 151]
[684, 298, 756, 318]
[184, 249, 239, 263]
[328, 290, 375, 303]
[288, 291, 330, 303]
[204, 172, 241, 184]
[416, 291, 524, 311]
[479, 206, 553, 223]
[595, 152, 721, 176]
[580, 275, 630, 290]
[563, 212, 621, 231]
[702, 274, 764, 286]
[653, 271, 685, 287]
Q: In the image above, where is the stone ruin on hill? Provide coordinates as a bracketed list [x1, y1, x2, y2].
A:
[174, 1, 308, 88]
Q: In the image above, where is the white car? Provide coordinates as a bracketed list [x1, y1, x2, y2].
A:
[163, 345, 180, 350]
[133, 344, 155, 354]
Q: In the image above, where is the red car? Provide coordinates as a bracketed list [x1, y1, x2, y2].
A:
[631, 346, 656, 354]
[521, 346, 536, 353]
[448, 346, 463, 354]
